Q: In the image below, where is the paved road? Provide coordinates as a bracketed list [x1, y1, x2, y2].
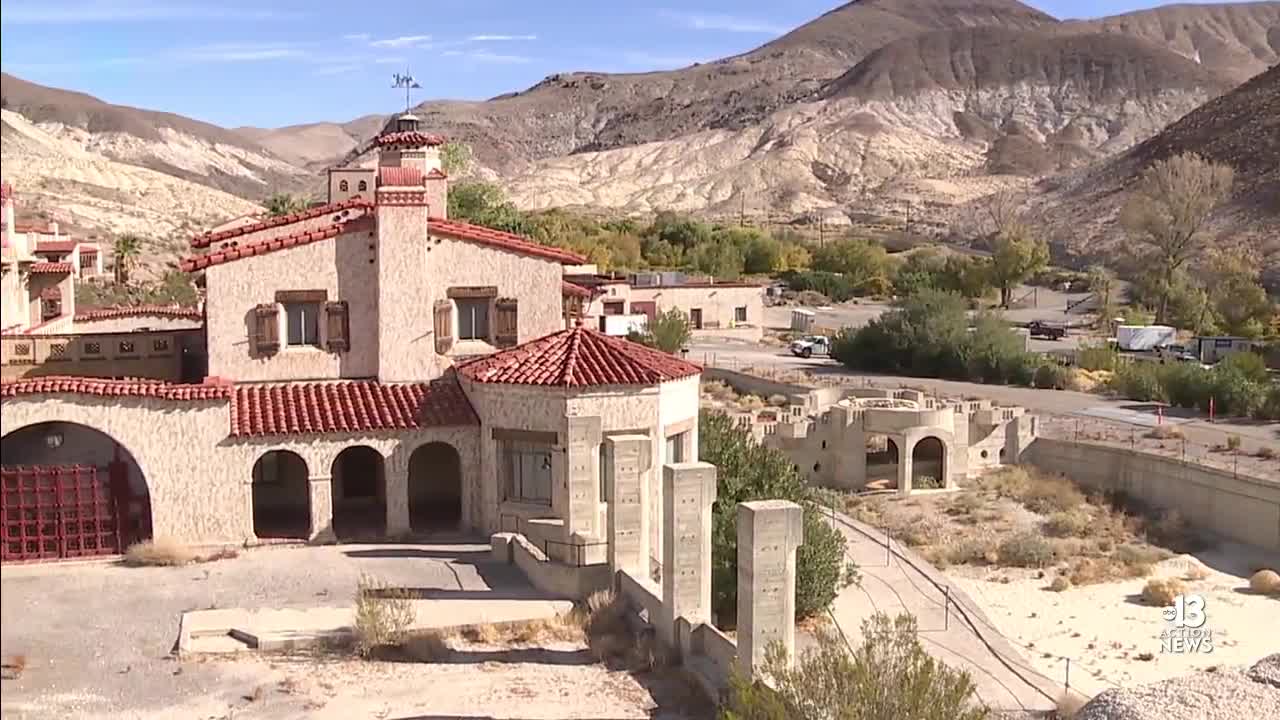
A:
[690, 340, 1280, 452]
[810, 511, 1060, 714]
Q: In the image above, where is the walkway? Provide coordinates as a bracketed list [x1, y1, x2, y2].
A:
[813, 510, 1064, 714]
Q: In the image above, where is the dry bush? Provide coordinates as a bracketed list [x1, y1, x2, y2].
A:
[1019, 474, 1086, 514]
[737, 395, 766, 411]
[899, 516, 950, 547]
[1141, 577, 1187, 606]
[1145, 510, 1201, 552]
[353, 575, 416, 658]
[1114, 543, 1172, 569]
[123, 538, 198, 567]
[1226, 435, 1242, 451]
[1044, 510, 1092, 538]
[1257, 447, 1277, 460]
[1144, 425, 1184, 440]
[944, 536, 999, 566]
[1249, 569, 1280, 596]
[1048, 576, 1071, 592]
[978, 467, 1030, 498]
[998, 532, 1056, 568]
[1183, 565, 1210, 582]
[945, 492, 984, 518]
[1056, 690, 1088, 718]
[767, 394, 789, 407]
[459, 623, 501, 644]
[400, 630, 452, 661]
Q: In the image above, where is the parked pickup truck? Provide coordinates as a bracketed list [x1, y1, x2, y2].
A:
[1026, 321, 1067, 341]
[789, 335, 831, 358]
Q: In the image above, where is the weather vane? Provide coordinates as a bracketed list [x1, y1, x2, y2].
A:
[391, 71, 422, 113]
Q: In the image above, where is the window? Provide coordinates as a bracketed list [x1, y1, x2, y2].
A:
[40, 297, 61, 321]
[599, 444, 610, 503]
[79, 253, 96, 271]
[735, 306, 748, 323]
[457, 298, 489, 340]
[665, 432, 686, 464]
[603, 300, 625, 316]
[503, 439, 553, 505]
[357, 180, 368, 192]
[284, 302, 321, 347]
[434, 300, 453, 353]
[339, 179, 349, 192]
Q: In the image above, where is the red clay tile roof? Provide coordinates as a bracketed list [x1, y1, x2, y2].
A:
[458, 325, 701, 387]
[0, 181, 12, 201]
[230, 376, 478, 437]
[190, 198, 372, 249]
[562, 280, 591, 298]
[425, 168, 447, 180]
[34, 240, 76, 253]
[379, 166, 424, 187]
[374, 131, 446, 148]
[0, 376, 233, 402]
[427, 217, 586, 265]
[75, 305, 203, 321]
[181, 222, 358, 272]
[30, 262, 73, 274]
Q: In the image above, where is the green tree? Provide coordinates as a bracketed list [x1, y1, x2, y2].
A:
[641, 237, 684, 268]
[1204, 246, 1273, 337]
[989, 224, 1049, 308]
[1120, 153, 1235, 324]
[699, 411, 854, 625]
[1087, 265, 1117, 331]
[650, 211, 712, 250]
[447, 181, 530, 234]
[689, 240, 745, 280]
[629, 307, 691, 353]
[264, 193, 307, 217]
[722, 613, 988, 720]
[112, 233, 143, 284]
[439, 140, 472, 175]
[779, 242, 811, 271]
[811, 238, 895, 294]
[742, 235, 783, 275]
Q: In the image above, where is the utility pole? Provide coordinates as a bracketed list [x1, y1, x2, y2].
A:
[904, 200, 913, 235]
[818, 213, 825, 248]
[739, 193, 746, 228]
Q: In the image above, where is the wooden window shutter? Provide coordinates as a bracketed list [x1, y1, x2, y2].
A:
[325, 301, 349, 352]
[434, 300, 453, 354]
[254, 303, 279, 355]
[495, 298, 518, 348]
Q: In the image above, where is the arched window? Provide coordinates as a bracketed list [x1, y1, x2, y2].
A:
[339, 180, 349, 192]
[357, 180, 368, 192]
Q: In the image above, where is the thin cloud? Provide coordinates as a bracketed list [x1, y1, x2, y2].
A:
[467, 34, 537, 42]
[175, 43, 307, 63]
[370, 34, 432, 49]
[342, 33, 371, 42]
[313, 64, 362, 76]
[374, 57, 408, 65]
[1, 1, 290, 24]
[658, 9, 786, 34]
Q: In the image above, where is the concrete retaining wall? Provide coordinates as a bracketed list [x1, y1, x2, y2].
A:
[1023, 438, 1280, 552]
[497, 532, 612, 599]
[704, 367, 808, 404]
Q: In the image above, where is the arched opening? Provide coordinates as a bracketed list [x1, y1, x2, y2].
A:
[331, 446, 386, 539]
[251, 451, 310, 539]
[912, 436, 946, 490]
[408, 442, 462, 531]
[0, 422, 151, 561]
[357, 180, 368, 192]
[339, 179, 349, 192]
[864, 435, 900, 491]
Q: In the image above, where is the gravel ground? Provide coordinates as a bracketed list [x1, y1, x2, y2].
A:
[0, 539, 558, 719]
[1077, 655, 1280, 720]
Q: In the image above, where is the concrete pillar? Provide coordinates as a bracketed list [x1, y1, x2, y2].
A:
[308, 476, 335, 543]
[606, 434, 651, 577]
[736, 500, 804, 674]
[385, 459, 410, 536]
[897, 435, 914, 495]
[566, 416, 603, 538]
[661, 462, 717, 647]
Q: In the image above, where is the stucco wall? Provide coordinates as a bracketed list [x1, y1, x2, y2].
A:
[629, 284, 764, 330]
[2, 268, 25, 332]
[26, 273, 72, 327]
[205, 228, 379, 382]
[1023, 438, 1280, 552]
[0, 395, 483, 545]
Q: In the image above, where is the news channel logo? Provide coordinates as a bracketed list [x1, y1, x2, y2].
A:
[1160, 593, 1213, 654]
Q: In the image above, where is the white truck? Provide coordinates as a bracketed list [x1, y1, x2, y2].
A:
[789, 335, 831, 358]
[1115, 325, 1176, 352]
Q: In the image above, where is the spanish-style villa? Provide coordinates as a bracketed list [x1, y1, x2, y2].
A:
[0, 114, 702, 566]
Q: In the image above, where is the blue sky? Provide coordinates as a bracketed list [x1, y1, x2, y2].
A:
[0, 0, 1238, 128]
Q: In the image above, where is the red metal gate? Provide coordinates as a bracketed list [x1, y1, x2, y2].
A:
[0, 465, 123, 562]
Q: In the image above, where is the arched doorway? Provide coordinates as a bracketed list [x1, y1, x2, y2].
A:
[912, 437, 946, 490]
[251, 451, 310, 539]
[864, 436, 900, 491]
[0, 422, 151, 561]
[332, 446, 386, 539]
[408, 442, 462, 531]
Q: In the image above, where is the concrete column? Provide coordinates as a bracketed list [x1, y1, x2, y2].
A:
[385, 459, 410, 536]
[308, 476, 335, 543]
[566, 416, 603, 538]
[897, 435, 914, 495]
[606, 435, 651, 577]
[736, 500, 804, 674]
[661, 462, 717, 647]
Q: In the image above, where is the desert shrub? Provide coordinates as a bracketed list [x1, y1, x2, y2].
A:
[1226, 435, 1242, 451]
[701, 411, 854, 626]
[1217, 351, 1269, 383]
[1048, 576, 1071, 592]
[1258, 446, 1278, 460]
[354, 575, 416, 657]
[899, 516, 949, 547]
[1032, 362, 1068, 390]
[1249, 569, 1280, 596]
[1044, 510, 1091, 538]
[1256, 384, 1280, 421]
[722, 613, 989, 720]
[998, 532, 1056, 568]
[1144, 425, 1184, 440]
[944, 537, 999, 566]
[766, 394, 789, 407]
[1077, 344, 1119, 372]
[1158, 362, 1212, 410]
[1108, 363, 1165, 402]
[1145, 510, 1202, 552]
[1183, 565, 1210, 582]
[1019, 474, 1085, 514]
[1056, 691, 1088, 719]
[1141, 577, 1187, 606]
[123, 538, 197, 567]
[1206, 366, 1264, 417]
[977, 466, 1030, 499]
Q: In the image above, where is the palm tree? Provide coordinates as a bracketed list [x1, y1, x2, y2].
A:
[112, 233, 143, 284]
[264, 193, 307, 217]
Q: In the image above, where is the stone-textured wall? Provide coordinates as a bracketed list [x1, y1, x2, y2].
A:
[2, 268, 25, 332]
[205, 229, 379, 382]
[26, 273, 72, 327]
[1023, 438, 1280, 552]
[0, 395, 482, 545]
[429, 235, 565, 346]
[1, 330, 196, 383]
[71, 315, 202, 333]
[327, 168, 376, 204]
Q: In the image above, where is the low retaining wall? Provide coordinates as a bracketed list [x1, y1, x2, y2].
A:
[491, 532, 611, 599]
[1023, 438, 1280, 552]
[704, 367, 809, 404]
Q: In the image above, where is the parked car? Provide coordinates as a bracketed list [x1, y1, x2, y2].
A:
[789, 335, 831, 358]
[1026, 321, 1067, 341]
